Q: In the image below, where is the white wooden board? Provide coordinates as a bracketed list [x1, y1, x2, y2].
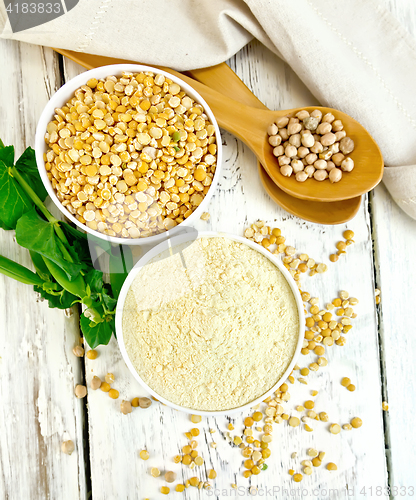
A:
[63, 41, 387, 499]
[3, 0, 416, 496]
[372, 183, 416, 492]
[371, 0, 416, 492]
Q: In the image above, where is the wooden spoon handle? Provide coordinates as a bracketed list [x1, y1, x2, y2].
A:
[186, 64, 268, 111]
[53, 48, 271, 149]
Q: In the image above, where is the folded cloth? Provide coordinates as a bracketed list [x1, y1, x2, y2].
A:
[2, 0, 416, 219]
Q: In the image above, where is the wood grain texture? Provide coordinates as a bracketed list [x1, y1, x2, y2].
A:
[0, 41, 86, 499]
[371, 0, 416, 491]
[5, 0, 416, 496]
[64, 41, 387, 499]
[371, 185, 416, 491]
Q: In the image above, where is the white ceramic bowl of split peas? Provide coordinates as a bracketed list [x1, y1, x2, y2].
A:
[35, 64, 222, 245]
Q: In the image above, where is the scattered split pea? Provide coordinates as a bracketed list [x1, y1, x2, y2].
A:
[326, 462, 338, 471]
[86, 349, 98, 360]
[330, 424, 341, 435]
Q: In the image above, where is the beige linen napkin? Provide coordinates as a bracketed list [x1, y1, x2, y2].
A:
[2, 0, 416, 219]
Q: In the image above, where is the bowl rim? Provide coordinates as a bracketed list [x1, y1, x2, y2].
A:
[35, 63, 223, 246]
[115, 231, 304, 415]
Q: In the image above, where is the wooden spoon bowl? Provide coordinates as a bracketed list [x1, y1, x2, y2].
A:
[257, 167, 361, 224]
[192, 99, 383, 202]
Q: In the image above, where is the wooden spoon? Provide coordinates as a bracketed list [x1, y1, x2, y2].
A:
[175, 85, 383, 203]
[53, 49, 368, 220]
[187, 64, 362, 224]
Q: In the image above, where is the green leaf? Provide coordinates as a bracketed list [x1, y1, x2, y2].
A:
[102, 287, 117, 311]
[109, 272, 126, 300]
[30, 250, 51, 281]
[85, 269, 104, 294]
[61, 220, 88, 243]
[16, 207, 83, 279]
[41, 256, 87, 299]
[0, 145, 50, 230]
[0, 159, 34, 229]
[0, 137, 4, 149]
[34, 284, 78, 309]
[80, 313, 114, 348]
[61, 221, 94, 269]
[0, 254, 44, 286]
[15, 147, 48, 202]
[109, 245, 133, 299]
[31, 250, 83, 308]
[0, 145, 14, 166]
[0, 219, 12, 231]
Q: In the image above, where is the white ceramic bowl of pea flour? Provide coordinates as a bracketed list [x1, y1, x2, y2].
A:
[35, 64, 222, 246]
[116, 231, 304, 416]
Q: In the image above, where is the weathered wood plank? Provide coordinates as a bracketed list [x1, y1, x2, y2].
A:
[0, 41, 86, 499]
[371, 184, 416, 491]
[62, 40, 387, 499]
[371, 0, 416, 491]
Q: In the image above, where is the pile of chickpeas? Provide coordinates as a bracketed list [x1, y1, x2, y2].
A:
[267, 109, 355, 183]
[43, 71, 217, 239]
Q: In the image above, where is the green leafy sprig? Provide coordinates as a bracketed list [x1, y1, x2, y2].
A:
[0, 140, 131, 348]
